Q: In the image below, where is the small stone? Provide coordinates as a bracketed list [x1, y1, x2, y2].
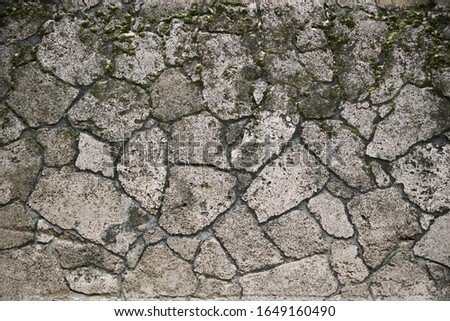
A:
[68, 79, 149, 142]
[391, 143, 450, 213]
[266, 50, 310, 92]
[194, 238, 236, 280]
[419, 214, 434, 231]
[266, 209, 327, 259]
[150, 68, 204, 121]
[126, 238, 146, 269]
[341, 101, 377, 140]
[0, 201, 34, 249]
[36, 219, 59, 244]
[302, 120, 372, 191]
[7, 63, 78, 127]
[371, 161, 391, 188]
[326, 176, 354, 199]
[252, 79, 267, 105]
[195, 277, 240, 300]
[243, 144, 328, 222]
[0, 245, 70, 300]
[347, 188, 421, 268]
[36, 127, 78, 167]
[143, 226, 166, 245]
[214, 205, 283, 273]
[113, 32, 165, 85]
[414, 214, 450, 268]
[66, 267, 120, 295]
[37, 17, 105, 86]
[308, 191, 354, 238]
[241, 255, 338, 299]
[164, 19, 198, 66]
[123, 244, 197, 299]
[0, 104, 25, 145]
[295, 28, 328, 52]
[76, 133, 115, 178]
[167, 236, 200, 261]
[367, 85, 449, 161]
[159, 166, 236, 235]
[1, 138, 41, 204]
[330, 241, 369, 284]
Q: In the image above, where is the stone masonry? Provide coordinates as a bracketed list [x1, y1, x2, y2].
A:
[0, 0, 449, 300]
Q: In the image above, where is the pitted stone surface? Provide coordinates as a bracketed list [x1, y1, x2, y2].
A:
[244, 144, 328, 222]
[66, 267, 120, 295]
[391, 143, 450, 213]
[163, 19, 198, 66]
[330, 241, 369, 284]
[7, 63, 78, 127]
[0, 45, 14, 98]
[341, 101, 377, 140]
[0, 201, 34, 249]
[76, 133, 115, 177]
[297, 83, 341, 119]
[308, 191, 354, 238]
[167, 236, 200, 261]
[194, 238, 236, 280]
[266, 209, 327, 259]
[36, 127, 78, 167]
[371, 161, 391, 188]
[348, 188, 421, 268]
[123, 244, 197, 299]
[68, 79, 149, 142]
[266, 50, 310, 92]
[195, 277, 241, 300]
[214, 205, 283, 273]
[159, 166, 236, 235]
[0, 104, 25, 145]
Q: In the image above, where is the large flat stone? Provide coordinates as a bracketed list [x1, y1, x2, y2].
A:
[194, 238, 236, 280]
[65, 267, 120, 295]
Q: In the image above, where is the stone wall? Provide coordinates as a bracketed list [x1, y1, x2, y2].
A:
[1, 1, 449, 300]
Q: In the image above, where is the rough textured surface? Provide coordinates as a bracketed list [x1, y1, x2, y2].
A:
[0, 201, 34, 249]
[36, 127, 78, 167]
[0, 104, 25, 144]
[194, 238, 236, 280]
[330, 241, 369, 284]
[65, 267, 120, 295]
[76, 133, 114, 177]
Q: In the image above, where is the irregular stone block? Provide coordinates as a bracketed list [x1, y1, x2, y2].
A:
[371, 161, 391, 188]
[194, 238, 236, 280]
[330, 241, 369, 284]
[297, 83, 340, 119]
[76, 133, 115, 178]
[163, 19, 198, 66]
[36, 127, 78, 167]
[0, 45, 14, 98]
[66, 267, 120, 295]
[0, 201, 34, 249]
[167, 236, 200, 261]
[341, 101, 376, 140]
[0, 104, 25, 145]
[195, 276, 241, 300]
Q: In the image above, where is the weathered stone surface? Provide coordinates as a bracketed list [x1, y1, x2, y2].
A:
[295, 27, 328, 52]
[7, 63, 78, 127]
[419, 213, 434, 231]
[76, 133, 114, 177]
[195, 277, 241, 300]
[113, 32, 165, 85]
[1, 138, 41, 204]
[308, 191, 354, 238]
[198, 33, 259, 120]
[341, 101, 377, 140]
[66, 267, 120, 295]
[0, 245, 70, 300]
[36, 219, 59, 243]
[167, 236, 200, 261]
[144, 226, 166, 245]
[194, 238, 236, 280]
[426, 262, 450, 300]
[347, 188, 421, 268]
[332, 283, 371, 301]
[0, 104, 25, 145]
[68, 79, 149, 142]
[36, 127, 78, 167]
[163, 19, 198, 66]
[326, 176, 354, 199]
[29, 168, 147, 254]
[37, 17, 105, 86]
[266, 209, 327, 259]
[243, 144, 328, 222]
[370, 246, 436, 300]
[0, 201, 34, 249]
[169, 113, 227, 168]
[159, 166, 236, 235]
[297, 83, 340, 119]
[330, 241, 369, 284]
[123, 244, 197, 299]
[391, 143, 450, 213]
[214, 205, 283, 273]
[241, 255, 338, 298]
[371, 161, 391, 188]
[414, 214, 450, 268]
[266, 50, 310, 92]
[150, 68, 204, 121]
[367, 85, 450, 161]
[299, 50, 334, 82]
[117, 127, 167, 213]
[432, 68, 450, 98]
[0, 46, 14, 98]
[126, 238, 146, 269]
[302, 120, 372, 191]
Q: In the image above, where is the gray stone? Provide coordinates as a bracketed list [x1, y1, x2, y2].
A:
[0, 201, 34, 249]
[37, 17, 105, 86]
[298, 50, 334, 82]
[330, 241, 369, 284]
[76, 133, 115, 178]
[0, 104, 25, 145]
[163, 19, 198, 66]
[167, 236, 200, 261]
[308, 191, 354, 238]
[341, 101, 377, 140]
[347, 188, 421, 268]
[266, 209, 327, 259]
[302, 120, 372, 191]
[391, 143, 450, 213]
[0, 138, 41, 204]
[113, 32, 165, 85]
[126, 238, 146, 269]
[414, 214, 450, 268]
[150, 68, 204, 121]
[241, 255, 338, 299]
[7, 63, 78, 127]
[243, 144, 328, 222]
[332, 283, 371, 301]
[426, 262, 450, 300]
[194, 238, 236, 280]
[295, 27, 328, 52]
[266, 50, 310, 92]
[297, 83, 341, 119]
[144, 226, 166, 245]
[123, 244, 197, 299]
[66, 267, 120, 295]
[419, 213, 434, 231]
[432, 68, 450, 98]
[140, 0, 192, 21]
[326, 176, 354, 199]
[159, 166, 236, 235]
[117, 127, 167, 213]
[214, 205, 283, 273]
[36, 219, 59, 244]
[29, 168, 147, 254]
[0, 45, 14, 98]
[68, 79, 149, 142]
[371, 161, 391, 188]
[195, 277, 241, 300]
[367, 85, 450, 161]
[0, 245, 70, 300]
[36, 127, 78, 167]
